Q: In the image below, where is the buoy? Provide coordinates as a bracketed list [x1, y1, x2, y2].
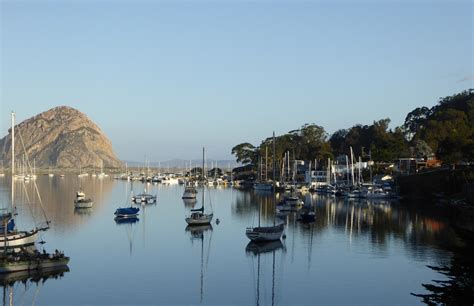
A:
[216, 218, 220, 225]
[282, 234, 287, 239]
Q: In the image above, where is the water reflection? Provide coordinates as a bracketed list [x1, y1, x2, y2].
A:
[115, 216, 140, 256]
[74, 207, 93, 216]
[246, 240, 286, 306]
[0, 267, 69, 306]
[411, 232, 474, 305]
[295, 193, 457, 255]
[182, 198, 197, 208]
[0, 176, 466, 305]
[185, 224, 213, 304]
[245, 240, 285, 255]
[114, 217, 139, 225]
[5, 175, 115, 232]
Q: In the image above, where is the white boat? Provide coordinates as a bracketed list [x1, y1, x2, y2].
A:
[185, 209, 213, 226]
[0, 230, 39, 249]
[1, 112, 47, 250]
[185, 148, 213, 226]
[132, 189, 156, 204]
[161, 176, 179, 184]
[246, 223, 284, 242]
[246, 132, 284, 242]
[74, 190, 94, 208]
[0, 112, 68, 273]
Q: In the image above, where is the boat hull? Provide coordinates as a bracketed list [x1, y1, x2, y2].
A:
[0, 257, 70, 274]
[245, 224, 284, 242]
[0, 230, 39, 249]
[185, 213, 213, 226]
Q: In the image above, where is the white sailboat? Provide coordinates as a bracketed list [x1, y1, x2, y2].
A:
[185, 148, 213, 226]
[131, 188, 156, 204]
[1, 112, 47, 249]
[0, 112, 68, 277]
[246, 132, 284, 242]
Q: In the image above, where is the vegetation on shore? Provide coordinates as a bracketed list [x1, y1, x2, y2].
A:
[232, 90, 474, 171]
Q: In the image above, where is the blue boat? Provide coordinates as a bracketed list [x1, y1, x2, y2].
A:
[114, 207, 139, 218]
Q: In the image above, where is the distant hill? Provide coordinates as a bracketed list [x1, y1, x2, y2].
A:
[0, 106, 123, 169]
[123, 159, 239, 170]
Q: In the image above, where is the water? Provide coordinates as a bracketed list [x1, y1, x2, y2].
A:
[0, 175, 459, 305]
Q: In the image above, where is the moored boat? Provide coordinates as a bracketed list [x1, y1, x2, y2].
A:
[74, 190, 94, 208]
[114, 207, 140, 218]
[0, 249, 69, 274]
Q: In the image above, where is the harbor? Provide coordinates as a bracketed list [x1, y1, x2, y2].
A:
[1, 1, 472, 304]
[0, 173, 465, 305]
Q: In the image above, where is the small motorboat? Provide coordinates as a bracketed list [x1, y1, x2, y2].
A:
[74, 190, 94, 208]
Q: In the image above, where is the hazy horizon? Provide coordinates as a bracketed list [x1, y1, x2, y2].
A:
[1, 1, 472, 161]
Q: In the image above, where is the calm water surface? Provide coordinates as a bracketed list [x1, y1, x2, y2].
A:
[0, 175, 458, 305]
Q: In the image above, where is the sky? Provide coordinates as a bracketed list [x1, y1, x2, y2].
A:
[1, 0, 472, 162]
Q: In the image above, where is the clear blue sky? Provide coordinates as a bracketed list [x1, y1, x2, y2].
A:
[1, 0, 472, 161]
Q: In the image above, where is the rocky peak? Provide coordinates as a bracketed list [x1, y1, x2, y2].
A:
[1, 106, 123, 169]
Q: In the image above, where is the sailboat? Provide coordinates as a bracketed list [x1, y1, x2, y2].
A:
[1, 112, 69, 274]
[0, 112, 48, 249]
[185, 148, 213, 226]
[131, 188, 156, 204]
[254, 146, 273, 191]
[298, 195, 316, 223]
[115, 183, 140, 219]
[114, 206, 139, 219]
[246, 132, 284, 242]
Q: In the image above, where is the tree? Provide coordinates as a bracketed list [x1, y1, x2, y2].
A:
[329, 129, 349, 156]
[231, 143, 257, 165]
[403, 106, 430, 140]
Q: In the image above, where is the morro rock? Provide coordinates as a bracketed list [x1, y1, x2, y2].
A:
[0, 106, 123, 169]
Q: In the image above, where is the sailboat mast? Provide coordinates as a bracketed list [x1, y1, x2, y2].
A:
[202, 147, 205, 210]
[272, 132, 276, 226]
[272, 133, 276, 184]
[6, 112, 15, 254]
[265, 146, 268, 182]
[350, 146, 355, 186]
[11, 112, 15, 178]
